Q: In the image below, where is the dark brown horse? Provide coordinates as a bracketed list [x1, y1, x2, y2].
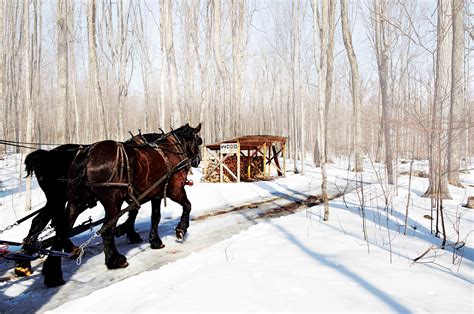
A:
[42, 123, 202, 287]
[15, 132, 165, 277]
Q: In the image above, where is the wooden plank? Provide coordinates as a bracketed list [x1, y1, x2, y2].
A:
[202, 153, 234, 181]
[237, 142, 241, 182]
[283, 143, 286, 177]
[222, 163, 238, 181]
[247, 148, 251, 178]
[272, 146, 282, 176]
[219, 151, 223, 183]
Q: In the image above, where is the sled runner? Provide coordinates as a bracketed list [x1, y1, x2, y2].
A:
[0, 240, 72, 263]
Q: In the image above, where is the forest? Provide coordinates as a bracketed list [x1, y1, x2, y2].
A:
[0, 0, 472, 181]
[0, 1, 473, 311]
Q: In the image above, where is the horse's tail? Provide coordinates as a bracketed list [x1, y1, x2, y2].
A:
[24, 149, 49, 177]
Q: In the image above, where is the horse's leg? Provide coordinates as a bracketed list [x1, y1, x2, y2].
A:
[115, 208, 143, 244]
[169, 187, 192, 240]
[42, 200, 71, 287]
[15, 200, 55, 277]
[100, 194, 129, 269]
[149, 198, 165, 249]
[42, 237, 65, 287]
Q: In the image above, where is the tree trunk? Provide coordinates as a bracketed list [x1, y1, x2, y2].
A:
[341, 0, 363, 172]
[161, 0, 180, 128]
[231, 0, 245, 137]
[312, 0, 330, 221]
[0, 0, 4, 147]
[424, 0, 452, 199]
[212, 0, 229, 139]
[324, 0, 336, 162]
[68, 0, 80, 143]
[57, 0, 68, 143]
[23, 0, 32, 210]
[87, 0, 107, 139]
[374, 0, 394, 184]
[447, 0, 464, 187]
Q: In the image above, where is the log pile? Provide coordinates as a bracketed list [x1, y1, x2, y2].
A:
[203, 156, 264, 182]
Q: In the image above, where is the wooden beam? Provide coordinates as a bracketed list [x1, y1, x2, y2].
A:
[222, 162, 238, 181]
[237, 142, 241, 182]
[263, 143, 267, 175]
[219, 150, 223, 183]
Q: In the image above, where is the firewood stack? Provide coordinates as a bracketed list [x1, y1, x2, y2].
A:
[203, 156, 264, 182]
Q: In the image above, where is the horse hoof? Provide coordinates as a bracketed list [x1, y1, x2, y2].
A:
[150, 241, 165, 249]
[118, 261, 129, 268]
[44, 277, 65, 288]
[175, 229, 185, 240]
[15, 266, 32, 277]
[106, 256, 129, 269]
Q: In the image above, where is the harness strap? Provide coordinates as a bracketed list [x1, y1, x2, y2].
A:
[95, 157, 191, 236]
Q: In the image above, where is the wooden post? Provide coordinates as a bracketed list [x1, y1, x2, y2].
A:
[219, 150, 223, 183]
[203, 148, 208, 178]
[283, 142, 286, 177]
[263, 143, 267, 175]
[237, 142, 241, 182]
[247, 148, 251, 179]
[267, 143, 271, 176]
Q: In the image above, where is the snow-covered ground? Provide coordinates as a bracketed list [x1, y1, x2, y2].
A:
[1, 154, 473, 312]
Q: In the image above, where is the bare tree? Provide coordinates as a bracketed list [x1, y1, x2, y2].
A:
[231, 0, 245, 136]
[424, 0, 452, 200]
[133, 1, 153, 132]
[373, 0, 394, 185]
[447, 0, 464, 187]
[212, 0, 229, 139]
[23, 0, 33, 210]
[68, 0, 80, 143]
[0, 0, 4, 147]
[324, 0, 336, 161]
[341, 0, 363, 172]
[57, 0, 68, 143]
[160, 0, 180, 128]
[312, 0, 330, 221]
[87, 0, 108, 139]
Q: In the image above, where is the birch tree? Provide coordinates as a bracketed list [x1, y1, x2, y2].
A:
[341, 0, 363, 172]
[312, 0, 330, 221]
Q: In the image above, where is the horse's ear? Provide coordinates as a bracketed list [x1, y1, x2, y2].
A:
[185, 123, 189, 127]
[194, 123, 202, 133]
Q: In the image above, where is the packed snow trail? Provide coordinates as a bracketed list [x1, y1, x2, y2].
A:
[0, 175, 363, 313]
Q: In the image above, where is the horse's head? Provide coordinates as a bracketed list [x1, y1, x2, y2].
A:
[174, 123, 203, 168]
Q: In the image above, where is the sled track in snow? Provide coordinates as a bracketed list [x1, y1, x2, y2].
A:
[0, 180, 363, 313]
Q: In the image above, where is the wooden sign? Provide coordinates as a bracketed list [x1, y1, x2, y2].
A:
[220, 143, 238, 154]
